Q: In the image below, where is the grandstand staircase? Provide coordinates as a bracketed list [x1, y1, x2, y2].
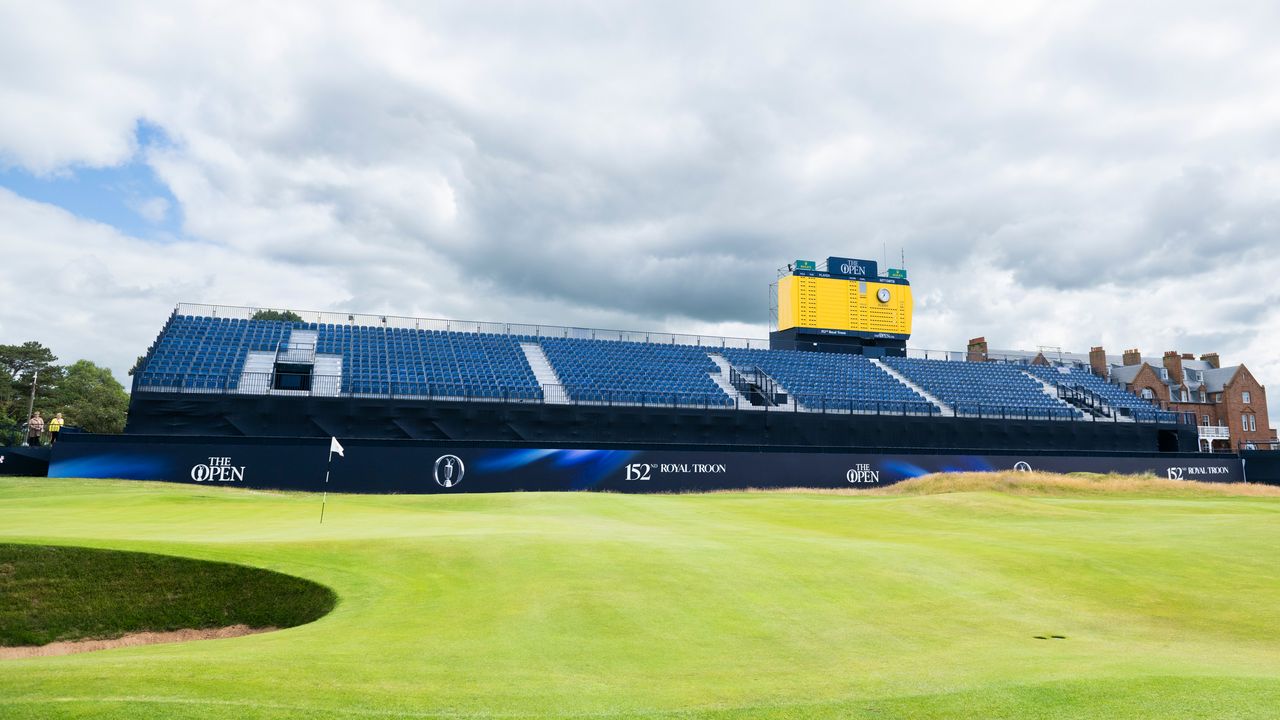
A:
[239, 352, 276, 393]
[708, 353, 795, 410]
[869, 359, 955, 417]
[1020, 370, 1113, 421]
[706, 353, 759, 409]
[312, 354, 343, 396]
[520, 342, 572, 404]
[233, 330, 344, 396]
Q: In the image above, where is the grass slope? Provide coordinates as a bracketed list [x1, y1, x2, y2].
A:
[0, 544, 335, 646]
[0, 475, 1278, 719]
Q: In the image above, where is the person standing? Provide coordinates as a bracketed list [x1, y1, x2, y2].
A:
[48, 413, 64, 445]
[27, 411, 44, 447]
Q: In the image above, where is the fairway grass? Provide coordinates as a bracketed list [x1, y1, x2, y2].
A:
[1, 475, 1279, 719]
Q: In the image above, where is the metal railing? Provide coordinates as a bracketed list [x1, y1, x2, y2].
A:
[1198, 425, 1231, 440]
[275, 341, 316, 365]
[175, 302, 774, 350]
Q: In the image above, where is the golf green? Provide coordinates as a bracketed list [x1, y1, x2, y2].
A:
[1, 475, 1278, 719]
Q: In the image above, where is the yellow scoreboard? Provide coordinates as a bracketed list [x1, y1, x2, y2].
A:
[776, 273, 913, 337]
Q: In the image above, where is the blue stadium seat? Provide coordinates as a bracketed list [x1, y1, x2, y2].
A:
[882, 357, 1083, 419]
[721, 348, 931, 413]
[131, 311, 1172, 422]
[541, 338, 733, 407]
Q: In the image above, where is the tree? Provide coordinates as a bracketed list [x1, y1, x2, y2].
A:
[127, 355, 146, 376]
[48, 360, 129, 434]
[252, 309, 303, 323]
[0, 342, 61, 424]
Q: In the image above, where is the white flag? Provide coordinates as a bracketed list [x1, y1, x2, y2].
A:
[329, 437, 344, 457]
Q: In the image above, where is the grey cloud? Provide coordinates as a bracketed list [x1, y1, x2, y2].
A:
[4, 0, 1280, 427]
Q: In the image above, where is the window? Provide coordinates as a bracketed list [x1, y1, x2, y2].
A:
[1243, 391, 1252, 404]
[1199, 390, 1206, 403]
[1181, 389, 1190, 402]
[1250, 415, 1257, 432]
[1202, 415, 1210, 426]
[1141, 388, 1155, 400]
[1242, 413, 1249, 430]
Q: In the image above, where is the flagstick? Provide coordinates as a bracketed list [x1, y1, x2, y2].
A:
[320, 450, 332, 524]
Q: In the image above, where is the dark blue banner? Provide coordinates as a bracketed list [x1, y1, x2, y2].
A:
[0, 447, 52, 476]
[826, 256, 878, 278]
[48, 436, 1243, 493]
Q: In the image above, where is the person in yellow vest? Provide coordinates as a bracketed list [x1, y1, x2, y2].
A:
[48, 413, 65, 445]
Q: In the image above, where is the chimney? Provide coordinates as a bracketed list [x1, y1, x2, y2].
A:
[1181, 353, 1195, 360]
[1123, 348, 1142, 366]
[1200, 352, 1220, 369]
[967, 337, 988, 362]
[1089, 346, 1107, 378]
[1163, 351, 1184, 384]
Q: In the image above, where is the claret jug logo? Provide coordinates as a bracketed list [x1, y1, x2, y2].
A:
[1013, 461, 1033, 472]
[434, 455, 465, 488]
[191, 457, 245, 482]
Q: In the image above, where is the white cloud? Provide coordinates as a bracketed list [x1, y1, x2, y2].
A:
[128, 196, 169, 224]
[0, 1, 1278, 423]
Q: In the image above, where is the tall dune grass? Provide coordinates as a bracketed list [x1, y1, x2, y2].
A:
[744, 471, 1280, 497]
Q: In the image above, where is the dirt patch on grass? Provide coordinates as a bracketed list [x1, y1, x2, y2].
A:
[0, 624, 275, 659]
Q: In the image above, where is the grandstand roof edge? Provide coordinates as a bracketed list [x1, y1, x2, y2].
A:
[172, 302, 774, 349]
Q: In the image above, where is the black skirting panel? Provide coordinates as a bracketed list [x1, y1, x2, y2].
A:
[124, 392, 1197, 454]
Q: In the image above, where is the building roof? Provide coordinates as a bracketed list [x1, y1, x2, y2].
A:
[1109, 365, 1145, 385]
[1202, 366, 1239, 394]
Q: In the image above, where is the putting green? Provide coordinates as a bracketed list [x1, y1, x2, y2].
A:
[1, 475, 1278, 719]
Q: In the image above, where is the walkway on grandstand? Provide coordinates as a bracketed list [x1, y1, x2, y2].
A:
[520, 342, 570, 404]
[706, 354, 758, 409]
[870, 359, 954, 416]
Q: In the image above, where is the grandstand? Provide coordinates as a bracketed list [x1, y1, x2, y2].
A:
[883, 356, 1082, 420]
[719, 347, 932, 414]
[132, 303, 1184, 428]
[541, 338, 732, 407]
[1022, 364, 1176, 423]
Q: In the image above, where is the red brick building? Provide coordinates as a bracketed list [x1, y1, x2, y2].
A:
[1105, 349, 1275, 452]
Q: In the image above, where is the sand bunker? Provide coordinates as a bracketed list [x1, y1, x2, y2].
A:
[0, 624, 274, 659]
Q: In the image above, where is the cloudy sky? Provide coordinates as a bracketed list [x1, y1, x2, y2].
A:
[1, 1, 1278, 417]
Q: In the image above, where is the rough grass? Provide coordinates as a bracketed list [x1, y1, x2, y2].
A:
[0, 475, 1278, 719]
[733, 471, 1280, 497]
[0, 544, 336, 647]
[875, 470, 1280, 497]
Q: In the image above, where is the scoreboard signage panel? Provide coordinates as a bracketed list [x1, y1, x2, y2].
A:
[826, 257, 877, 278]
[776, 274, 912, 336]
[795, 259, 817, 271]
[778, 254, 911, 337]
